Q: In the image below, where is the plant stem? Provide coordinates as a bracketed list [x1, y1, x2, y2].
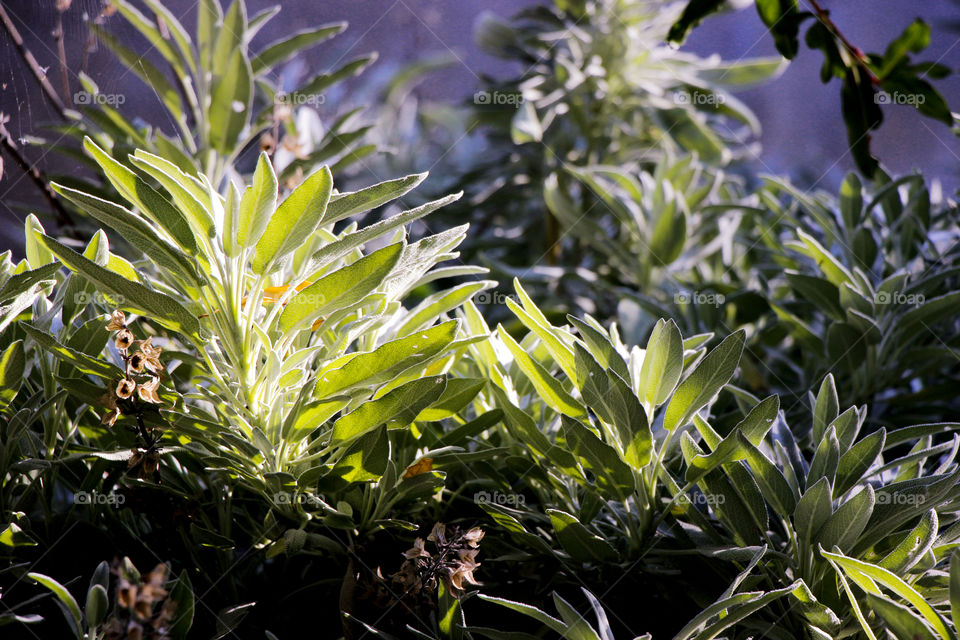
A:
[0, 4, 69, 118]
[807, 0, 878, 84]
[0, 122, 78, 237]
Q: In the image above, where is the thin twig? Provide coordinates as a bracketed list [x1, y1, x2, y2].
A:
[0, 121, 77, 235]
[808, 0, 879, 84]
[54, 7, 72, 106]
[0, 3, 69, 118]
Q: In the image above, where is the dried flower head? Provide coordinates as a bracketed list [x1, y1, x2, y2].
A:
[127, 351, 146, 374]
[137, 376, 162, 404]
[116, 378, 136, 400]
[389, 523, 484, 598]
[138, 338, 163, 374]
[105, 558, 176, 640]
[106, 310, 126, 331]
[115, 328, 135, 352]
[99, 392, 120, 427]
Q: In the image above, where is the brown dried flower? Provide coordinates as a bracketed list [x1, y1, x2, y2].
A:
[106, 310, 126, 331]
[116, 378, 136, 400]
[99, 392, 120, 427]
[137, 376, 162, 404]
[114, 328, 135, 352]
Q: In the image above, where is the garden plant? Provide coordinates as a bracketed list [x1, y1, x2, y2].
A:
[1, 0, 959, 638]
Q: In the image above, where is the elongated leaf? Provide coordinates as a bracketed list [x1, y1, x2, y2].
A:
[36, 234, 199, 337]
[637, 318, 683, 408]
[28, 573, 82, 637]
[254, 167, 333, 274]
[500, 327, 585, 418]
[209, 48, 253, 152]
[547, 509, 617, 563]
[279, 243, 402, 332]
[331, 376, 446, 443]
[252, 23, 346, 75]
[83, 138, 197, 254]
[316, 320, 458, 398]
[51, 183, 202, 287]
[664, 330, 745, 431]
[237, 152, 278, 248]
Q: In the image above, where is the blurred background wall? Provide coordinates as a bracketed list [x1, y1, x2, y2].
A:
[1, 0, 958, 254]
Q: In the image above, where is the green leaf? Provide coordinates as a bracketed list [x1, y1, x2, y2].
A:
[36, 234, 199, 337]
[667, 0, 726, 44]
[28, 572, 82, 637]
[547, 509, 617, 563]
[128, 150, 215, 239]
[168, 570, 194, 640]
[308, 193, 461, 275]
[90, 24, 183, 120]
[315, 320, 458, 398]
[254, 167, 333, 274]
[330, 425, 389, 484]
[209, 48, 253, 153]
[0, 340, 24, 408]
[812, 374, 839, 443]
[950, 550, 960, 632]
[808, 427, 840, 488]
[574, 345, 651, 468]
[0, 262, 59, 304]
[237, 152, 278, 248]
[637, 318, 684, 409]
[51, 183, 202, 288]
[839, 172, 863, 229]
[734, 394, 780, 447]
[212, 0, 246, 76]
[0, 522, 36, 547]
[835, 428, 885, 496]
[880, 510, 937, 574]
[415, 378, 487, 422]
[877, 19, 930, 79]
[331, 376, 446, 444]
[822, 548, 953, 639]
[566, 316, 630, 381]
[755, 0, 803, 59]
[561, 416, 636, 499]
[500, 327, 585, 418]
[85, 584, 108, 628]
[252, 23, 346, 75]
[664, 330, 745, 431]
[817, 485, 874, 553]
[648, 195, 687, 266]
[323, 173, 427, 226]
[278, 242, 402, 333]
[82, 138, 197, 255]
[24, 214, 54, 268]
[865, 593, 937, 640]
[795, 477, 833, 547]
[21, 323, 122, 381]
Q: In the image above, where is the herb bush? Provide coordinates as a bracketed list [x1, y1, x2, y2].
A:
[1, 0, 959, 639]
